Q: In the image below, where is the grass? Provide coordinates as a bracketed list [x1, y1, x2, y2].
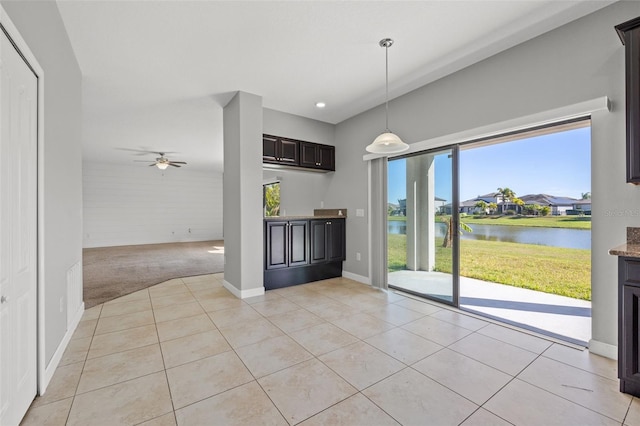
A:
[388, 233, 591, 301]
[388, 215, 591, 229]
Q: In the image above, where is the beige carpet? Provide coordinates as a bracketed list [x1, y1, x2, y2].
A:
[83, 240, 225, 308]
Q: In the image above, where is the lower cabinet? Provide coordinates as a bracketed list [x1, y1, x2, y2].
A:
[265, 218, 345, 290]
[618, 257, 640, 396]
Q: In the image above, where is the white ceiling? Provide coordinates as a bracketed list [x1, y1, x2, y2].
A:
[56, 0, 614, 172]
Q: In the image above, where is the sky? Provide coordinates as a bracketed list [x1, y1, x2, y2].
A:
[388, 126, 591, 205]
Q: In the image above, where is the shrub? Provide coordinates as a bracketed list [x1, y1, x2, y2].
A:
[505, 209, 517, 215]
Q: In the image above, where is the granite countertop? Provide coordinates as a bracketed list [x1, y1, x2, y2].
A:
[264, 215, 345, 221]
[610, 227, 640, 258]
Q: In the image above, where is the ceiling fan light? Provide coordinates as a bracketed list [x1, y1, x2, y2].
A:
[156, 162, 169, 170]
[366, 131, 409, 154]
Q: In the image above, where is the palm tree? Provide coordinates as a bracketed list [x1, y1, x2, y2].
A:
[497, 187, 515, 214]
[441, 216, 472, 248]
[511, 197, 525, 214]
[474, 200, 488, 214]
[581, 192, 591, 200]
[488, 202, 498, 215]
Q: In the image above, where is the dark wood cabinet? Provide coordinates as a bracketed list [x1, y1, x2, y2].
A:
[263, 134, 299, 166]
[616, 17, 640, 184]
[263, 134, 335, 172]
[310, 219, 345, 263]
[264, 218, 345, 289]
[300, 142, 335, 171]
[265, 220, 308, 270]
[618, 257, 640, 396]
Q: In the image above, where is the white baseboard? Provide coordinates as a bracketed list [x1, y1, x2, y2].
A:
[42, 302, 84, 394]
[223, 280, 265, 299]
[342, 271, 371, 285]
[589, 339, 617, 360]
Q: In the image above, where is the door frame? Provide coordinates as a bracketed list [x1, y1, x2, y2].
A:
[0, 5, 47, 395]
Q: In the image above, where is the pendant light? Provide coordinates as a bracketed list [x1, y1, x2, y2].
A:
[366, 38, 409, 154]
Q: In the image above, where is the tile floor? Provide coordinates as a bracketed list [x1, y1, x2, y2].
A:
[19, 274, 638, 425]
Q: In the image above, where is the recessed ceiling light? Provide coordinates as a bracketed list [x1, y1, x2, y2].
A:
[315, 102, 326, 108]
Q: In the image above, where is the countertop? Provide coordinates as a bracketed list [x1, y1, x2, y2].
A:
[264, 215, 345, 221]
[610, 227, 640, 258]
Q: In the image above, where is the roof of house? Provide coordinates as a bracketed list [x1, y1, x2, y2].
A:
[519, 194, 578, 206]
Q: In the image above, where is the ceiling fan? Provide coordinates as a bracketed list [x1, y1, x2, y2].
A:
[134, 152, 187, 170]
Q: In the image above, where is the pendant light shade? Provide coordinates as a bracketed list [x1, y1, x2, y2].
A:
[366, 38, 409, 154]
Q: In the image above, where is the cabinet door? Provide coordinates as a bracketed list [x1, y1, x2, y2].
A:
[310, 220, 328, 264]
[265, 222, 288, 269]
[300, 142, 318, 168]
[327, 219, 346, 261]
[622, 284, 640, 386]
[263, 135, 279, 163]
[318, 145, 335, 171]
[279, 138, 299, 165]
[288, 221, 309, 267]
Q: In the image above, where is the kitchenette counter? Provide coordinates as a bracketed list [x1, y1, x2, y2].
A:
[264, 215, 345, 221]
[609, 227, 640, 258]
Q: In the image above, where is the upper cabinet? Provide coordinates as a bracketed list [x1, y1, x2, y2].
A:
[616, 17, 640, 184]
[263, 134, 335, 172]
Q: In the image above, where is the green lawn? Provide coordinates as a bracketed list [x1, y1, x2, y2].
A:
[388, 233, 591, 300]
[388, 215, 591, 229]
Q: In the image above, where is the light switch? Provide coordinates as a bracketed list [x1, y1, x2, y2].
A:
[356, 209, 365, 217]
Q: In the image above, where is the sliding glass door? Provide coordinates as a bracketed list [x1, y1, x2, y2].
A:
[387, 147, 459, 306]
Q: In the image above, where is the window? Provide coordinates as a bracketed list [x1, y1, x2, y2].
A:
[263, 182, 280, 217]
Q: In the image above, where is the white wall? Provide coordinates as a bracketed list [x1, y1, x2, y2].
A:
[1, 1, 83, 365]
[326, 1, 640, 355]
[83, 162, 223, 248]
[263, 108, 336, 216]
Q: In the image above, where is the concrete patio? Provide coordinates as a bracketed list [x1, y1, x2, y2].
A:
[388, 270, 591, 346]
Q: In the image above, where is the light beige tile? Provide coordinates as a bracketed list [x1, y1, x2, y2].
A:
[104, 289, 149, 305]
[365, 328, 443, 365]
[207, 305, 261, 329]
[448, 333, 538, 376]
[484, 379, 619, 426]
[182, 274, 218, 284]
[305, 301, 356, 321]
[413, 348, 512, 405]
[81, 304, 102, 321]
[77, 344, 165, 394]
[151, 291, 196, 309]
[161, 329, 232, 368]
[251, 299, 301, 317]
[94, 309, 155, 335]
[99, 298, 153, 318]
[198, 295, 245, 312]
[268, 308, 325, 333]
[430, 309, 489, 331]
[59, 336, 92, 366]
[285, 292, 336, 308]
[331, 313, 395, 339]
[401, 316, 473, 346]
[219, 317, 284, 348]
[236, 335, 313, 378]
[543, 343, 618, 380]
[166, 351, 253, 409]
[67, 371, 173, 426]
[478, 323, 553, 354]
[20, 397, 73, 426]
[258, 359, 357, 424]
[153, 301, 205, 323]
[138, 412, 177, 426]
[88, 324, 158, 359]
[625, 397, 640, 426]
[185, 280, 218, 292]
[31, 362, 83, 408]
[299, 393, 400, 426]
[364, 303, 426, 326]
[460, 408, 512, 426]
[393, 298, 443, 315]
[363, 367, 477, 426]
[319, 341, 405, 390]
[175, 381, 287, 426]
[242, 291, 284, 305]
[289, 322, 359, 356]
[72, 319, 97, 340]
[339, 294, 388, 311]
[368, 289, 407, 304]
[518, 356, 631, 422]
[148, 280, 189, 298]
[156, 313, 216, 342]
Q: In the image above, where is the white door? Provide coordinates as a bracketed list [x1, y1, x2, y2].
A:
[0, 27, 38, 426]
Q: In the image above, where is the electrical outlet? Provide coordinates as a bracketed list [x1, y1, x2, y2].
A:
[356, 252, 361, 261]
[356, 209, 365, 217]
[320, 201, 324, 208]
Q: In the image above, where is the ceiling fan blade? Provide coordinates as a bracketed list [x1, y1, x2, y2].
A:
[149, 163, 157, 167]
[133, 160, 155, 162]
[169, 161, 187, 164]
[169, 163, 181, 167]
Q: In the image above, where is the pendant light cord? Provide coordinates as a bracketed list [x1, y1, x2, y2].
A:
[385, 42, 389, 132]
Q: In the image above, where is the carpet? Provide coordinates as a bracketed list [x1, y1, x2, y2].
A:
[83, 240, 225, 308]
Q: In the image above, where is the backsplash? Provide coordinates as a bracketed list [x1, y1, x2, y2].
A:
[628, 227, 640, 244]
[314, 208, 347, 217]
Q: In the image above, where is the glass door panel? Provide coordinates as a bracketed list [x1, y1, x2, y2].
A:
[387, 147, 458, 306]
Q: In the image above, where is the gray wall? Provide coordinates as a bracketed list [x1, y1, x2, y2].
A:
[326, 1, 640, 350]
[263, 108, 335, 216]
[2, 1, 83, 363]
